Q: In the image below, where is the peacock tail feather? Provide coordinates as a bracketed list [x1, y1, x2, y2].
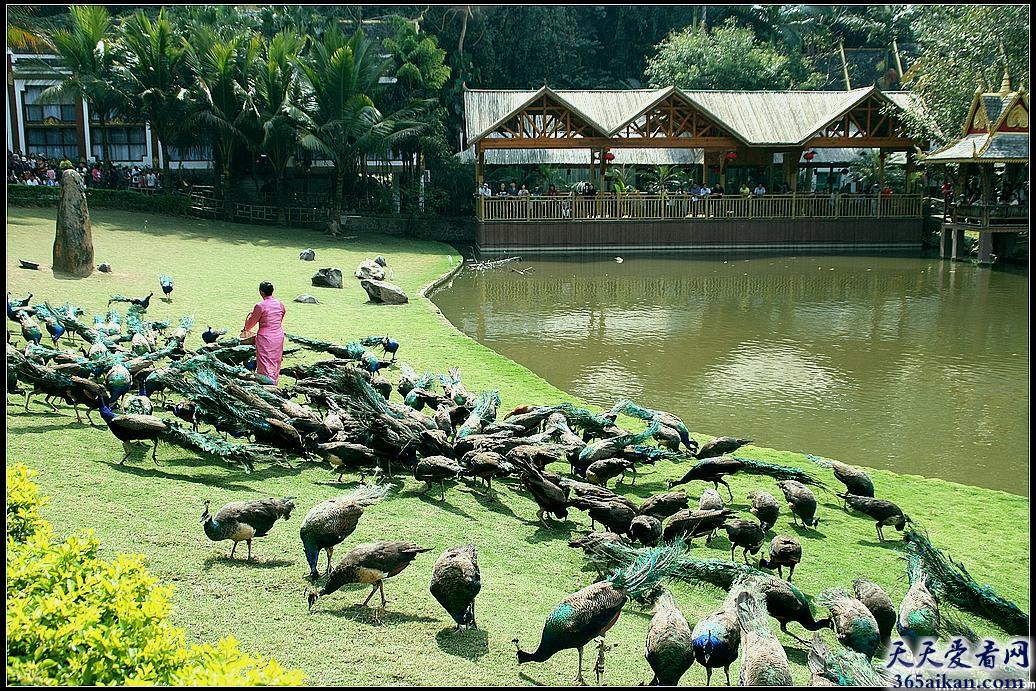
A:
[161, 422, 286, 473]
[803, 452, 833, 469]
[732, 456, 827, 489]
[607, 541, 688, 603]
[904, 528, 1029, 636]
[554, 403, 616, 435]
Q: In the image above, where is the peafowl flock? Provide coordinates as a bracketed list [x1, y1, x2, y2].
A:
[643, 590, 695, 686]
[299, 484, 391, 581]
[514, 543, 686, 685]
[429, 544, 482, 631]
[201, 496, 297, 560]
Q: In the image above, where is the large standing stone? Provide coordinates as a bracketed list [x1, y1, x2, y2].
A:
[354, 259, 386, 281]
[312, 267, 343, 289]
[360, 279, 409, 304]
[53, 169, 94, 277]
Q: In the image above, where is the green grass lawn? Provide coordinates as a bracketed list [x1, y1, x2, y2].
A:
[6, 206, 1030, 686]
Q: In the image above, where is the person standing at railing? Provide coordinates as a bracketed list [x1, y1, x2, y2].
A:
[941, 180, 953, 220]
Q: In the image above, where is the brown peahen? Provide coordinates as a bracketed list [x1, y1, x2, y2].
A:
[722, 518, 767, 565]
[696, 435, 752, 460]
[637, 490, 689, 521]
[670, 456, 825, 502]
[429, 544, 482, 631]
[777, 479, 821, 528]
[805, 453, 875, 499]
[758, 534, 802, 582]
[644, 590, 695, 686]
[514, 543, 685, 686]
[415, 455, 465, 501]
[747, 489, 781, 532]
[851, 577, 897, 651]
[308, 540, 431, 620]
[661, 507, 737, 544]
[628, 514, 662, 546]
[837, 492, 910, 542]
[816, 587, 882, 658]
[734, 583, 793, 686]
[299, 484, 390, 580]
[201, 496, 297, 560]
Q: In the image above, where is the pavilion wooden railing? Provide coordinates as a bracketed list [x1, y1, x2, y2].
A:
[950, 203, 1028, 229]
[477, 193, 923, 222]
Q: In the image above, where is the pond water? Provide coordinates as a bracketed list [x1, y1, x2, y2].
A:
[431, 252, 1030, 496]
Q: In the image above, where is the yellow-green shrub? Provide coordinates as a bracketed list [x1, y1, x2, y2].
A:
[6, 464, 51, 544]
[5, 464, 305, 686]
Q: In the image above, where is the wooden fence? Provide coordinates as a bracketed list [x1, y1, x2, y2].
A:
[477, 192, 923, 223]
[186, 185, 330, 226]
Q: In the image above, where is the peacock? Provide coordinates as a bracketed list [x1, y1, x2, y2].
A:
[159, 275, 174, 301]
[568, 493, 638, 535]
[201, 496, 297, 560]
[16, 311, 42, 347]
[747, 489, 781, 532]
[690, 588, 741, 686]
[662, 507, 738, 544]
[455, 389, 502, 440]
[644, 589, 695, 686]
[816, 587, 882, 658]
[837, 492, 911, 542]
[307, 541, 431, 621]
[585, 457, 635, 487]
[7, 292, 33, 322]
[805, 453, 875, 498]
[807, 632, 892, 687]
[723, 518, 767, 565]
[514, 542, 686, 685]
[903, 528, 1029, 636]
[43, 316, 65, 346]
[201, 326, 227, 345]
[299, 484, 391, 581]
[628, 514, 662, 546]
[98, 395, 168, 464]
[553, 402, 623, 442]
[758, 534, 802, 582]
[576, 420, 660, 471]
[429, 544, 482, 631]
[608, 399, 698, 455]
[122, 382, 153, 416]
[669, 456, 826, 502]
[696, 435, 753, 460]
[777, 479, 821, 528]
[415, 455, 466, 501]
[108, 291, 153, 311]
[734, 583, 793, 686]
[852, 578, 897, 651]
[638, 490, 689, 521]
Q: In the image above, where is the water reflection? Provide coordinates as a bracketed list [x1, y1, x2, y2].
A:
[432, 254, 1029, 495]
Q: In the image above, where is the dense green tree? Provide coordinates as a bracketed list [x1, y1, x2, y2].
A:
[114, 7, 193, 188]
[902, 5, 1029, 142]
[644, 19, 826, 91]
[34, 5, 124, 164]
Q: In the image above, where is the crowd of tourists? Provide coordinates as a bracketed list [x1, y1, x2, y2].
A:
[7, 150, 162, 191]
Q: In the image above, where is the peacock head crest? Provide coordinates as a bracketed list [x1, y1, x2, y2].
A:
[200, 500, 211, 523]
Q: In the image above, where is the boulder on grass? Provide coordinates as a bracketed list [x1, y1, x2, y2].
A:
[299, 248, 315, 261]
[294, 294, 320, 304]
[311, 267, 343, 289]
[360, 279, 408, 304]
[354, 259, 386, 281]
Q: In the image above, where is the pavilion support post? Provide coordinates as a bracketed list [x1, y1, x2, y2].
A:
[976, 231, 994, 266]
[940, 226, 954, 259]
[980, 164, 992, 204]
[951, 227, 968, 261]
[905, 150, 914, 193]
[476, 146, 485, 185]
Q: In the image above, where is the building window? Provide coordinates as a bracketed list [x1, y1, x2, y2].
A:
[166, 144, 213, 162]
[24, 127, 78, 160]
[90, 126, 147, 163]
[22, 85, 76, 123]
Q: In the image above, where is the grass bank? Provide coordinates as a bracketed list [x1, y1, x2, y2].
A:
[5, 207, 1029, 686]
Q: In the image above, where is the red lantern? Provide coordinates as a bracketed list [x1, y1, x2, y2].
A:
[803, 150, 816, 162]
[724, 151, 737, 162]
[604, 151, 615, 162]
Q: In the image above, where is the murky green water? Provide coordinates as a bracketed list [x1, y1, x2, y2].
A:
[431, 253, 1030, 495]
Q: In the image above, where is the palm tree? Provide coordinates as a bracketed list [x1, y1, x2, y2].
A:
[251, 30, 308, 224]
[295, 26, 429, 222]
[35, 5, 124, 164]
[184, 24, 261, 219]
[115, 7, 192, 190]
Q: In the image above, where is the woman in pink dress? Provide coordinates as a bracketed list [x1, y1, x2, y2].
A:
[240, 281, 286, 385]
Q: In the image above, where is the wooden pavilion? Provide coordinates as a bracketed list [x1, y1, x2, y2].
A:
[463, 86, 931, 253]
[921, 70, 1028, 266]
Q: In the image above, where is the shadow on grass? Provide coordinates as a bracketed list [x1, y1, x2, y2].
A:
[107, 457, 259, 491]
[857, 538, 908, 552]
[516, 670, 550, 686]
[412, 490, 474, 519]
[787, 523, 827, 540]
[464, 486, 521, 519]
[313, 600, 440, 626]
[435, 626, 490, 660]
[523, 519, 576, 544]
[201, 552, 296, 570]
